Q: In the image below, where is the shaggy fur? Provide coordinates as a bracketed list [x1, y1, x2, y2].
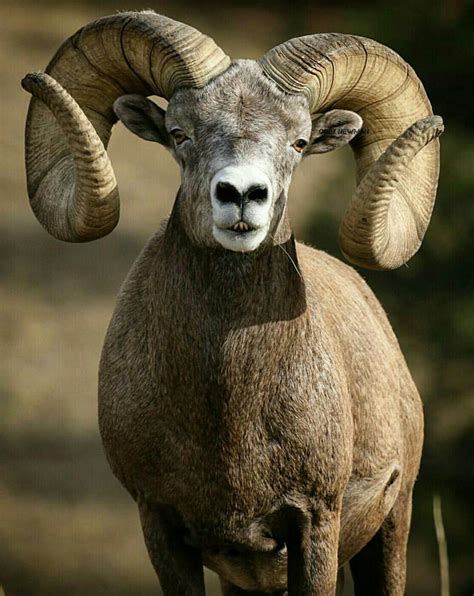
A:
[21, 12, 440, 595]
[99, 207, 422, 595]
[97, 60, 425, 596]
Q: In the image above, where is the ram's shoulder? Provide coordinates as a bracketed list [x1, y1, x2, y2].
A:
[296, 241, 394, 331]
[107, 221, 168, 318]
[296, 241, 367, 291]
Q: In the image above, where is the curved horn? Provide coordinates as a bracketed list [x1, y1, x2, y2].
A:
[260, 34, 444, 269]
[22, 11, 231, 242]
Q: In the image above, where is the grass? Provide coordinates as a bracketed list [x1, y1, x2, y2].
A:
[433, 495, 450, 596]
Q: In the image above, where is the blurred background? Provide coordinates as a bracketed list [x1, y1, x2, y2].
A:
[1, 0, 473, 594]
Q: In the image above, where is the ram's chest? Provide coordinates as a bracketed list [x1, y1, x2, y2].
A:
[126, 317, 352, 515]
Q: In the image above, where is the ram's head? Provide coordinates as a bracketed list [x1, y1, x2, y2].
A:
[22, 11, 443, 269]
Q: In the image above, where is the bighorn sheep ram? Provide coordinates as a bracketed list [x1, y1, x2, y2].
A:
[22, 11, 443, 595]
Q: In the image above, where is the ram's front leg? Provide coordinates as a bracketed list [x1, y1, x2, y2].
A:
[138, 501, 205, 596]
[285, 503, 341, 596]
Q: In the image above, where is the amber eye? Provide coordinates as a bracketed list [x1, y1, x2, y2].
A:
[170, 129, 188, 145]
[292, 138, 308, 153]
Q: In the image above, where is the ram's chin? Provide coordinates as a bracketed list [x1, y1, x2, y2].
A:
[213, 225, 268, 253]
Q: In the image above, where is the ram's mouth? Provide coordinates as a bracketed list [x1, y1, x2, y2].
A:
[213, 221, 268, 252]
[227, 221, 255, 233]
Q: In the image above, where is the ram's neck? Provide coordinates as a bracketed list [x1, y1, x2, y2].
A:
[159, 205, 307, 326]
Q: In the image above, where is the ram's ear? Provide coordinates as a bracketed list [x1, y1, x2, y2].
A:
[307, 109, 363, 154]
[113, 94, 171, 146]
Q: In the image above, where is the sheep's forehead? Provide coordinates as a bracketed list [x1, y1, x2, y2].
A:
[167, 60, 310, 138]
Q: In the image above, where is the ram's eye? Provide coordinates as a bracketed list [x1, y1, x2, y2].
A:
[292, 138, 308, 153]
[170, 129, 188, 145]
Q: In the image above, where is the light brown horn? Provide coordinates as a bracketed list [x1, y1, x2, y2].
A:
[260, 34, 444, 270]
[22, 11, 231, 242]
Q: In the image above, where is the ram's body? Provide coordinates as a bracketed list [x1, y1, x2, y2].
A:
[98, 216, 422, 593]
[22, 10, 442, 595]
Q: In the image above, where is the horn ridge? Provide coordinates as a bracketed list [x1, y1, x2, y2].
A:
[22, 11, 231, 242]
[260, 33, 443, 269]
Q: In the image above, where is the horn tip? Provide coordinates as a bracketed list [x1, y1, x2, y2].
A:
[415, 115, 445, 137]
[431, 115, 445, 137]
[21, 72, 47, 94]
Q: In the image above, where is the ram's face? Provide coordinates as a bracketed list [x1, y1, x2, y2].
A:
[165, 61, 311, 252]
[114, 60, 362, 252]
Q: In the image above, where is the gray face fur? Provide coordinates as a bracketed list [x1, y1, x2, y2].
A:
[114, 60, 362, 252]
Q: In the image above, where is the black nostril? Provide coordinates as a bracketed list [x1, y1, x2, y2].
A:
[246, 185, 268, 203]
[215, 182, 242, 204]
